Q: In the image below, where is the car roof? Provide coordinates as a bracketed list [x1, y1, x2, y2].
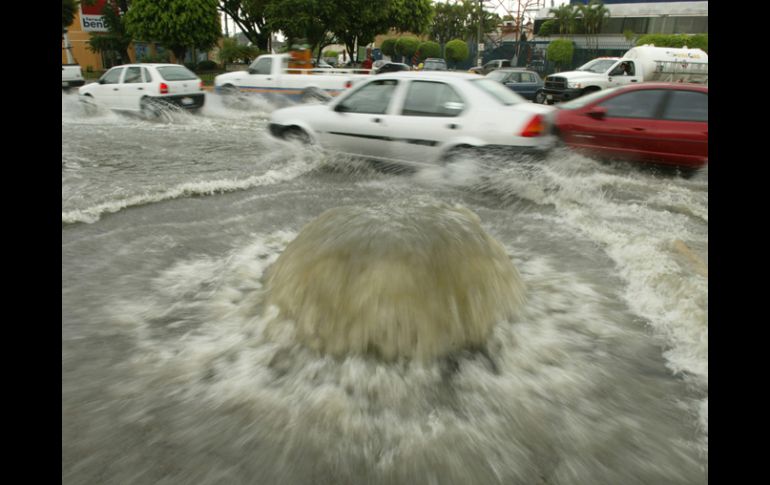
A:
[382, 71, 479, 79]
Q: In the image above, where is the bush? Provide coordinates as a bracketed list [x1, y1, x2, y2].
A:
[140, 52, 170, 63]
[444, 39, 469, 67]
[395, 36, 420, 59]
[546, 39, 574, 70]
[636, 34, 707, 52]
[196, 59, 218, 71]
[322, 50, 338, 58]
[538, 20, 556, 37]
[417, 41, 441, 61]
[184, 61, 198, 71]
[380, 38, 397, 57]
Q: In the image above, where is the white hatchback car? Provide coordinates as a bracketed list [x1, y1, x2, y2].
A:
[268, 71, 556, 166]
[78, 63, 205, 115]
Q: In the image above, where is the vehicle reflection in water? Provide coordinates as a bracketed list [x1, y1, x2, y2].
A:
[62, 89, 708, 485]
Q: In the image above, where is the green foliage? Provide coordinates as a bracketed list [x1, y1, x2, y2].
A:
[265, 0, 337, 58]
[140, 52, 171, 63]
[217, 36, 262, 64]
[417, 41, 441, 61]
[62, 0, 77, 32]
[125, 0, 221, 63]
[219, 0, 271, 51]
[380, 38, 397, 57]
[322, 50, 338, 58]
[388, 0, 434, 35]
[636, 34, 708, 52]
[538, 20, 556, 37]
[87, 1, 134, 64]
[196, 60, 219, 71]
[547, 39, 574, 68]
[549, 4, 578, 35]
[444, 39, 469, 65]
[395, 36, 420, 59]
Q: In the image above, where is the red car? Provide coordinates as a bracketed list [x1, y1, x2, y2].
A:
[552, 83, 708, 169]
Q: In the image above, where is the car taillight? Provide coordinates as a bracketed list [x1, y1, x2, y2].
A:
[345, 81, 353, 89]
[159, 82, 169, 94]
[520, 115, 545, 137]
[199, 80, 204, 90]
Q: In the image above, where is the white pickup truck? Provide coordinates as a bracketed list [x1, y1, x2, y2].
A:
[543, 45, 708, 104]
[62, 64, 85, 90]
[214, 54, 370, 103]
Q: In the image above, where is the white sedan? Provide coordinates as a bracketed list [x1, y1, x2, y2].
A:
[79, 64, 205, 116]
[268, 71, 557, 166]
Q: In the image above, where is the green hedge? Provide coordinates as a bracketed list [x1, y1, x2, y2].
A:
[547, 39, 574, 68]
[395, 36, 420, 59]
[636, 34, 708, 53]
[417, 41, 441, 61]
[445, 39, 469, 66]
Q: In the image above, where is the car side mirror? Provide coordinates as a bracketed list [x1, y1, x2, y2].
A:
[248, 68, 257, 74]
[98, 79, 105, 84]
[333, 104, 349, 113]
[586, 106, 608, 120]
[442, 102, 464, 112]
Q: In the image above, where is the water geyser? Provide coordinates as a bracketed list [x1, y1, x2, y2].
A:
[263, 204, 525, 362]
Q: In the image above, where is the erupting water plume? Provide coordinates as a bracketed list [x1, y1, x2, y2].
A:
[263, 203, 526, 362]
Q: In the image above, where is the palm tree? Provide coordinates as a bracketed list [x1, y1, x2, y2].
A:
[549, 4, 578, 36]
[579, 0, 610, 54]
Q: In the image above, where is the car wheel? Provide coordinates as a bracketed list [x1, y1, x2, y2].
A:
[140, 97, 163, 119]
[282, 126, 311, 145]
[80, 94, 97, 115]
[534, 90, 546, 104]
[443, 145, 481, 164]
[301, 87, 331, 104]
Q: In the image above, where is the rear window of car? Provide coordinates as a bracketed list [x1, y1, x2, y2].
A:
[470, 78, 525, 105]
[156, 66, 198, 81]
[424, 60, 447, 70]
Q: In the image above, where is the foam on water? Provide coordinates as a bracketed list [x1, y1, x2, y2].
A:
[102, 217, 704, 484]
[438, 150, 709, 456]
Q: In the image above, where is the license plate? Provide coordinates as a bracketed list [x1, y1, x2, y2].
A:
[546, 94, 553, 100]
[181, 97, 193, 106]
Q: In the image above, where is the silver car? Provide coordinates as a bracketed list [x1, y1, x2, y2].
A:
[268, 71, 557, 167]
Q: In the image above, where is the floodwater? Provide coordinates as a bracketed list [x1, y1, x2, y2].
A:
[62, 91, 708, 484]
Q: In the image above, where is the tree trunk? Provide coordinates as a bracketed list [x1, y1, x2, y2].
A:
[172, 46, 187, 64]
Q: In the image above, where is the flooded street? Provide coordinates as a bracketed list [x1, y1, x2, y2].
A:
[62, 91, 708, 484]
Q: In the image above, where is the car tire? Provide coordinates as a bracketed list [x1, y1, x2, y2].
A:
[80, 94, 97, 115]
[534, 90, 546, 104]
[301, 87, 331, 104]
[282, 126, 311, 145]
[140, 97, 163, 119]
[443, 145, 480, 164]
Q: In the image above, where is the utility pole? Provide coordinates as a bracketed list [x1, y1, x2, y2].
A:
[63, 29, 75, 64]
[477, 0, 483, 67]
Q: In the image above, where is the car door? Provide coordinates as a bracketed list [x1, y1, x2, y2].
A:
[607, 61, 642, 88]
[322, 79, 400, 159]
[651, 89, 708, 166]
[93, 67, 124, 109]
[244, 57, 276, 94]
[516, 72, 541, 100]
[387, 80, 467, 164]
[568, 89, 668, 161]
[119, 66, 147, 110]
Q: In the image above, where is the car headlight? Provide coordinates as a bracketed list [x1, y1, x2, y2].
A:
[567, 81, 582, 89]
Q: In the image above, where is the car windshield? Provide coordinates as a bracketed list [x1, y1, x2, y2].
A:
[470, 78, 525, 105]
[576, 59, 618, 74]
[558, 86, 622, 109]
[156, 66, 198, 81]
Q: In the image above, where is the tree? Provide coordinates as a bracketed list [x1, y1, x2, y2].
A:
[62, 0, 78, 33]
[549, 3, 578, 35]
[430, 1, 467, 46]
[265, 0, 338, 63]
[417, 41, 440, 61]
[217, 36, 261, 64]
[547, 39, 574, 71]
[125, 0, 221, 63]
[218, 0, 271, 51]
[444, 39, 469, 69]
[388, 0, 434, 35]
[87, 1, 133, 65]
[380, 38, 397, 57]
[578, 0, 609, 54]
[538, 19, 556, 37]
[395, 36, 420, 63]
